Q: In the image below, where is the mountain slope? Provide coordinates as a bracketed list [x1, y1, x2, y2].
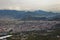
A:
[0, 10, 60, 20]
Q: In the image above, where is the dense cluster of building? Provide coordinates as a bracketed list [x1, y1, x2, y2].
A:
[0, 20, 60, 33]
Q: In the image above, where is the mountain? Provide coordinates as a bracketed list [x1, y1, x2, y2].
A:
[0, 10, 60, 20]
[50, 15, 60, 21]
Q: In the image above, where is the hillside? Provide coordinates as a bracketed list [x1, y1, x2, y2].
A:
[0, 10, 60, 20]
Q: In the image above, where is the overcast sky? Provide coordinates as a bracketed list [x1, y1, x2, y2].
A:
[0, 0, 60, 12]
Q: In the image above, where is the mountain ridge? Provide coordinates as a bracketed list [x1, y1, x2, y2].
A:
[0, 10, 60, 21]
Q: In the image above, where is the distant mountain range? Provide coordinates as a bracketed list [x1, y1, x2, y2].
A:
[0, 10, 60, 21]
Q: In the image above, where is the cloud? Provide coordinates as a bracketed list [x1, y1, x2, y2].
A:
[0, 0, 60, 11]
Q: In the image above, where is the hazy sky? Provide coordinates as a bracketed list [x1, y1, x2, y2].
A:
[0, 0, 60, 11]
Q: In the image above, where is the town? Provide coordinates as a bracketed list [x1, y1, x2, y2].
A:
[0, 20, 60, 40]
